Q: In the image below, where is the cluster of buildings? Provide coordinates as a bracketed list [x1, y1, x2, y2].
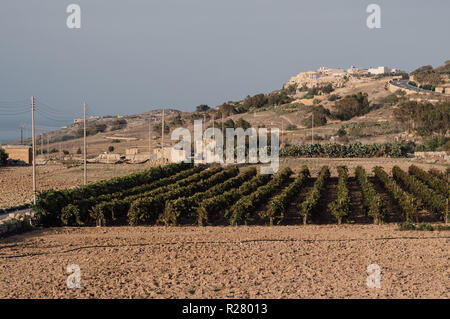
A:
[348, 66, 405, 76]
[286, 65, 406, 89]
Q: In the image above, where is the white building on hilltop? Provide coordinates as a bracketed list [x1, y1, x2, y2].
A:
[347, 66, 369, 76]
[368, 66, 391, 75]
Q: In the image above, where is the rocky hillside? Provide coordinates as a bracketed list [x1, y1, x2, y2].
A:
[6, 66, 449, 159]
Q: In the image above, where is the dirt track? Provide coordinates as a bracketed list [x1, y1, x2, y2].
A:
[0, 225, 448, 299]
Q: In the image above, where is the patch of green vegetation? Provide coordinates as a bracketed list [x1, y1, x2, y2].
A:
[394, 100, 449, 136]
[331, 92, 370, 121]
[0, 147, 8, 166]
[286, 124, 297, 131]
[415, 135, 450, 152]
[301, 105, 330, 128]
[396, 221, 449, 231]
[110, 118, 128, 131]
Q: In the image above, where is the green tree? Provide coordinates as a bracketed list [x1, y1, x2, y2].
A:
[235, 118, 251, 130]
[196, 104, 210, 112]
[337, 127, 347, 137]
[332, 92, 370, 121]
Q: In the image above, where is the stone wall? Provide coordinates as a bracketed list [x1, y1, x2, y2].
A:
[0, 210, 37, 237]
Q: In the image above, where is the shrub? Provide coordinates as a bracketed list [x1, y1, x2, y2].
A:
[397, 222, 434, 231]
[408, 165, 447, 196]
[281, 142, 412, 158]
[355, 166, 385, 224]
[35, 162, 193, 226]
[0, 147, 8, 166]
[328, 94, 340, 101]
[373, 167, 417, 222]
[128, 167, 239, 225]
[228, 167, 293, 225]
[196, 104, 210, 112]
[337, 127, 347, 137]
[331, 92, 370, 121]
[298, 166, 330, 224]
[161, 168, 257, 225]
[286, 124, 297, 131]
[263, 165, 310, 224]
[392, 166, 446, 219]
[61, 204, 83, 226]
[394, 101, 449, 136]
[110, 118, 127, 130]
[301, 106, 330, 128]
[197, 173, 272, 225]
[328, 166, 351, 224]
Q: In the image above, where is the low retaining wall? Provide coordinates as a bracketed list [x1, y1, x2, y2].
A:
[0, 210, 37, 237]
[414, 151, 449, 159]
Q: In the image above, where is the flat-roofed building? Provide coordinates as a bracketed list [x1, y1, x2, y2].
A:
[1, 145, 32, 164]
[435, 85, 450, 95]
[368, 66, 391, 75]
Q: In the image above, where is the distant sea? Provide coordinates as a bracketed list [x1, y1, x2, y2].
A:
[0, 117, 71, 144]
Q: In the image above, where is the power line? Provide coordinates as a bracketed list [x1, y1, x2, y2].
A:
[34, 98, 81, 117]
[34, 108, 75, 123]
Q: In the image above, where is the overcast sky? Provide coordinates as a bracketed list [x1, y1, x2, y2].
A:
[1, 0, 449, 142]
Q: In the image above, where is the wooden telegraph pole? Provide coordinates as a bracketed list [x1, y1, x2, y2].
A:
[161, 109, 165, 155]
[40, 128, 44, 158]
[83, 102, 87, 185]
[31, 96, 36, 204]
[149, 117, 152, 159]
[20, 123, 25, 145]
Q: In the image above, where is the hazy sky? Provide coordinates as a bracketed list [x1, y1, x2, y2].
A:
[0, 0, 449, 142]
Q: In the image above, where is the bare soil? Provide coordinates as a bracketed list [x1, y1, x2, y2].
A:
[0, 225, 448, 299]
[0, 163, 153, 207]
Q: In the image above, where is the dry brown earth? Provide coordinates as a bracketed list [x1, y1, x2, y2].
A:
[0, 225, 448, 299]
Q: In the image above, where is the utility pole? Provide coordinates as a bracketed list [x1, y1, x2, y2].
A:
[312, 112, 314, 144]
[31, 96, 36, 204]
[40, 128, 44, 157]
[149, 117, 152, 159]
[20, 123, 24, 145]
[161, 109, 165, 162]
[161, 109, 165, 150]
[281, 120, 284, 146]
[83, 102, 87, 185]
[46, 134, 50, 157]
